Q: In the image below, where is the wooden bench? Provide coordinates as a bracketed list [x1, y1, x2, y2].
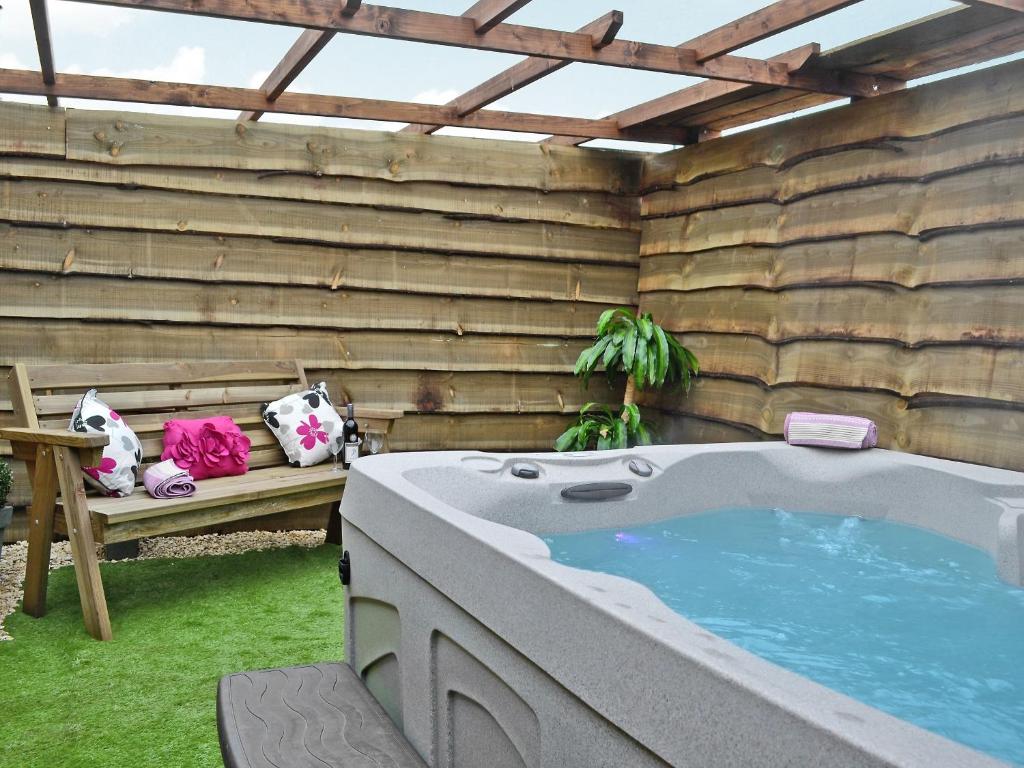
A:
[0, 360, 400, 641]
[217, 662, 426, 768]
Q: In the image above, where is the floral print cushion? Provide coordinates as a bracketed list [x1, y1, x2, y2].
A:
[69, 389, 143, 497]
[161, 416, 251, 481]
[261, 382, 341, 467]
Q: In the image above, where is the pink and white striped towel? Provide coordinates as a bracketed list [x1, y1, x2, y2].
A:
[143, 459, 197, 499]
[783, 412, 878, 450]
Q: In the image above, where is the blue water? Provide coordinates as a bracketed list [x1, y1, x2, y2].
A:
[543, 509, 1024, 765]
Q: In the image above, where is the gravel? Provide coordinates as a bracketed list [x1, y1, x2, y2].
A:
[0, 530, 326, 641]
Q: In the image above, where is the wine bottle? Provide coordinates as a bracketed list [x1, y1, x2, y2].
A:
[342, 403, 360, 468]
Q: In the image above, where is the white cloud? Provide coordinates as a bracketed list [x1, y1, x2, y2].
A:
[66, 45, 206, 84]
[0, 2, 134, 41]
[410, 88, 459, 105]
[247, 69, 271, 89]
[0, 53, 28, 70]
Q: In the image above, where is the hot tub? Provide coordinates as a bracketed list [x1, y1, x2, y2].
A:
[338, 443, 1024, 768]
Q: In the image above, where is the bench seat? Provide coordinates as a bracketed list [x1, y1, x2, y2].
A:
[218, 662, 426, 768]
[1, 359, 400, 640]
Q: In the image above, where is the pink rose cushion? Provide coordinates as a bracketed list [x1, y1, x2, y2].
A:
[161, 416, 251, 481]
[69, 389, 143, 497]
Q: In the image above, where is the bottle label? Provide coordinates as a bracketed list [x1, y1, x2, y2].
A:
[343, 442, 360, 464]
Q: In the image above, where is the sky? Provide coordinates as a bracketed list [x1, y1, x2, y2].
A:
[1, 0, 1021, 151]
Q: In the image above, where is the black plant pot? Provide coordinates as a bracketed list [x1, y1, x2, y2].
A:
[0, 505, 12, 564]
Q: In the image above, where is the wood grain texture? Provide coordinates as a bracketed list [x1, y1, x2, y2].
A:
[678, 333, 1024, 404]
[0, 101, 64, 157]
[1, 179, 638, 265]
[0, 224, 638, 306]
[642, 377, 1024, 471]
[639, 229, 1024, 293]
[638, 62, 1024, 473]
[1, 272, 613, 337]
[644, 284, 1024, 346]
[641, 57, 1024, 191]
[65, 108, 643, 193]
[0, 156, 639, 230]
[642, 115, 1024, 218]
[640, 165, 1024, 255]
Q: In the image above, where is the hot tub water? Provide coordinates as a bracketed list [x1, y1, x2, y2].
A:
[544, 509, 1024, 765]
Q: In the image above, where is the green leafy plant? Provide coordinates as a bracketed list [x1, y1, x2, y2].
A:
[0, 459, 12, 506]
[574, 308, 699, 394]
[555, 307, 699, 452]
[555, 403, 654, 452]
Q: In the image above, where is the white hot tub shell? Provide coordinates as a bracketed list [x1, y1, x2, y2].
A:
[339, 443, 1024, 768]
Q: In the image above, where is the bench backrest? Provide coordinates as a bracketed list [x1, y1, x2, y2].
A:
[9, 360, 312, 483]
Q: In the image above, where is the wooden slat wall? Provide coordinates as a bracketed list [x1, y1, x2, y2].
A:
[637, 58, 1024, 471]
[0, 103, 643, 515]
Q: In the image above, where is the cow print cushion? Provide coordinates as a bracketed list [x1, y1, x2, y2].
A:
[69, 389, 143, 497]
[261, 382, 342, 467]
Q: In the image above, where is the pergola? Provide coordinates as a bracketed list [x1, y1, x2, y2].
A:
[8, 0, 1024, 147]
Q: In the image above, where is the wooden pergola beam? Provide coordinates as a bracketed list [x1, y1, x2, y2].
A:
[239, 0, 361, 122]
[65, 0, 897, 98]
[0, 68, 690, 143]
[29, 0, 58, 107]
[544, 43, 831, 146]
[401, 10, 624, 135]
[679, 0, 864, 62]
[464, 0, 533, 33]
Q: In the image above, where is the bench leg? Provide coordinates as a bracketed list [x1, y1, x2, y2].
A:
[22, 446, 58, 618]
[53, 446, 113, 641]
[325, 500, 342, 546]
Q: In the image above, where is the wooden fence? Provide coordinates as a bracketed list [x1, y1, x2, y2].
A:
[638, 58, 1024, 471]
[2, 56, 1022, 533]
[0, 103, 643, 512]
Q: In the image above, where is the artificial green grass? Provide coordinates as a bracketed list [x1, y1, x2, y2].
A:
[0, 545, 344, 768]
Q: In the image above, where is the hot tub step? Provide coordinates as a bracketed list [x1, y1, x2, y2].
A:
[217, 662, 426, 768]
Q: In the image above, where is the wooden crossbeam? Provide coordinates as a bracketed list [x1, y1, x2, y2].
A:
[239, 0, 361, 122]
[29, 0, 58, 107]
[464, 0, 533, 33]
[678, 0, 864, 62]
[65, 0, 896, 98]
[401, 10, 624, 135]
[0, 68, 691, 143]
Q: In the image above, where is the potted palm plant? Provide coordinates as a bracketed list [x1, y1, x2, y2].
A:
[555, 308, 699, 451]
[0, 460, 12, 563]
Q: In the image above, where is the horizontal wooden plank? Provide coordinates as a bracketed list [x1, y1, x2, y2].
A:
[0, 157, 639, 231]
[25, 360, 302, 391]
[640, 165, 1024, 256]
[640, 56, 1024, 191]
[642, 115, 1024, 218]
[642, 377, 1024, 472]
[638, 229, 1024, 292]
[311, 369, 618, 415]
[0, 179, 639, 265]
[650, 411, 769, 445]
[0, 100, 64, 157]
[387, 412, 567, 452]
[64, 107, 643, 194]
[0, 224, 638, 306]
[0, 320, 590, 373]
[642, 284, 1024, 346]
[678, 333, 1024, 404]
[1, 272, 615, 337]
[32, 383, 299, 415]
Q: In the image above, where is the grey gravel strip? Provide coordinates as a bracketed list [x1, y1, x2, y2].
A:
[0, 529, 326, 641]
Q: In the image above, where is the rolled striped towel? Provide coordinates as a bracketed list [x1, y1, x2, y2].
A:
[784, 412, 878, 450]
[143, 459, 197, 499]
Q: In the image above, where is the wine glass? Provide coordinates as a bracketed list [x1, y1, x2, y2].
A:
[330, 434, 344, 473]
[366, 431, 384, 455]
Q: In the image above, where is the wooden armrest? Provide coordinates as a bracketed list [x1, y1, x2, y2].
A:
[0, 427, 110, 449]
